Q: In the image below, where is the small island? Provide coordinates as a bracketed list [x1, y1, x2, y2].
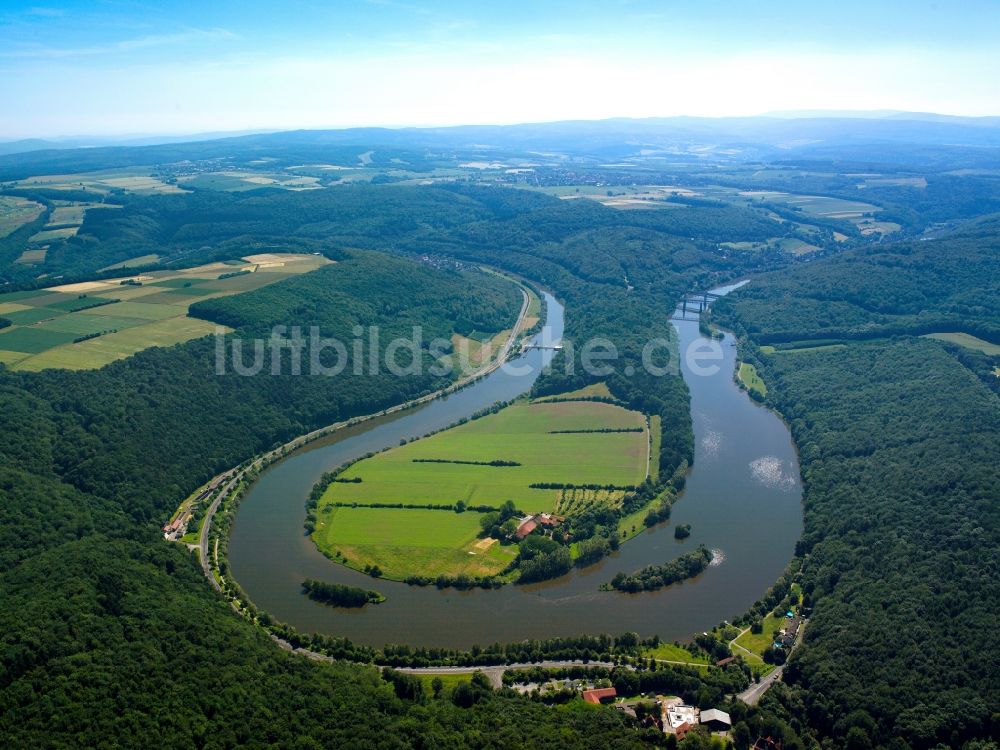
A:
[302, 579, 386, 608]
[603, 546, 713, 593]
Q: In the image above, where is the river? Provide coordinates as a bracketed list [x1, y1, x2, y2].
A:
[228, 287, 802, 648]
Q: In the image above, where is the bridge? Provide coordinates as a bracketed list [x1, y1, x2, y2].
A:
[671, 291, 722, 320]
[521, 343, 564, 351]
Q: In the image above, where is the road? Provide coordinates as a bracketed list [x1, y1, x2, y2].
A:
[736, 621, 807, 706]
[188, 285, 532, 587]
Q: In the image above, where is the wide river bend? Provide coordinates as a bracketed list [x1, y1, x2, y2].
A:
[229, 288, 802, 648]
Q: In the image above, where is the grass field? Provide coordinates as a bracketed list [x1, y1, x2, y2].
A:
[649, 415, 661, 482]
[0, 253, 329, 370]
[533, 381, 614, 402]
[730, 613, 785, 660]
[924, 332, 1000, 356]
[177, 171, 323, 192]
[644, 642, 711, 666]
[321, 400, 648, 511]
[28, 226, 78, 243]
[15, 246, 48, 264]
[313, 398, 649, 579]
[100, 254, 161, 271]
[0, 196, 44, 238]
[413, 672, 480, 696]
[737, 362, 767, 397]
[314, 507, 518, 579]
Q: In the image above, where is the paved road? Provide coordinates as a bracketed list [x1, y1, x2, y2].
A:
[737, 664, 784, 706]
[736, 621, 807, 706]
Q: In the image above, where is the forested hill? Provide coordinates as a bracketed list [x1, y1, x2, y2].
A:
[5, 253, 661, 748]
[1, 182, 783, 287]
[0, 184, 781, 746]
[712, 231, 1000, 748]
[722, 218, 1000, 345]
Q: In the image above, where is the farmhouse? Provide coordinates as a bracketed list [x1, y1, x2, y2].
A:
[581, 687, 617, 704]
[514, 517, 538, 539]
[514, 513, 563, 540]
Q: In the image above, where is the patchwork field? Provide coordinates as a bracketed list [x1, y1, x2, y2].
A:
[313, 398, 652, 579]
[0, 253, 330, 370]
[14, 169, 186, 196]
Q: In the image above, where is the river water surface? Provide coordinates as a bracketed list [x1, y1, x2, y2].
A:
[228, 288, 802, 648]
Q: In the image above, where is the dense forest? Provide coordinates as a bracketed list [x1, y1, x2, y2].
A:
[0, 185, 778, 746]
[711, 226, 1000, 749]
[724, 219, 1000, 345]
[2, 167, 996, 747]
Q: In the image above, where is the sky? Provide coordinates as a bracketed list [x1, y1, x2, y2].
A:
[1, 0, 999, 138]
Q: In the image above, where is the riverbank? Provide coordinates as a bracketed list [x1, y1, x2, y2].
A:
[222, 282, 801, 649]
[168, 275, 536, 573]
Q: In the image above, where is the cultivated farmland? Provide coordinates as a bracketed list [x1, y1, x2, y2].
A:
[321, 399, 649, 511]
[0, 253, 330, 370]
[312, 398, 652, 579]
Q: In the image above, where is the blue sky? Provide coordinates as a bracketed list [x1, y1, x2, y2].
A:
[1, 0, 998, 137]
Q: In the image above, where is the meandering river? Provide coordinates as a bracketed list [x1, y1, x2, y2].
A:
[228, 287, 802, 648]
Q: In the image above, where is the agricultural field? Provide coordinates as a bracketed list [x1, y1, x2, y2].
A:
[530, 184, 696, 210]
[14, 168, 186, 195]
[533, 381, 615, 402]
[320, 399, 649, 511]
[313, 507, 518, 580]
[0, 253, 329, 370]
[28, 226, 79, 243]
[100, 254, 161, 271]
[15, 246, 47, 265]
[176, 171, 323, 192]
[313, 398, 650, 578]
[924, 332, 1000, 356]
[0, 196, 44, 237]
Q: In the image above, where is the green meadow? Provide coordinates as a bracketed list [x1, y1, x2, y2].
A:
[320, 400, 648, 512]
[737, 362, 768, 397]
[314, 506, 518, 580]
[313, 398, 651, 579]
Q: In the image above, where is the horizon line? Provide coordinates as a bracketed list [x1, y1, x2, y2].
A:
[4, 109, 1000, 144]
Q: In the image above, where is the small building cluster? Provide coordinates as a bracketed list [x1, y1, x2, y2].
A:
[660, 698, 732, 740]
[162, 512, 190, 541]
[514, 512, 561, 540]
[775, 612, 803, 650]
[162, 473, 231, 541]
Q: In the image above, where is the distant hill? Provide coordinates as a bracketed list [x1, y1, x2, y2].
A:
[1, 113, 999, 179]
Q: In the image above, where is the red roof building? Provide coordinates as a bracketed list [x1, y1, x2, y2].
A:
[582, 687, 617, 704]
[514, 518, 538, 539]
